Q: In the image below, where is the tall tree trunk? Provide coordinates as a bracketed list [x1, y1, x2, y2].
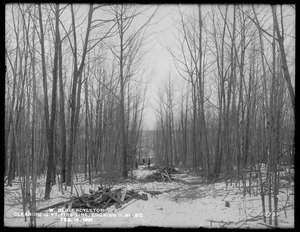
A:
[119, 9, 128, 178]
[58, 18, 67, 184]
[30, 6, 37, 226]
[66, 4, 93, 186]
[44, 4, 59, 199]
[84, 65, 90, 180]
[271, 5, 295, 122]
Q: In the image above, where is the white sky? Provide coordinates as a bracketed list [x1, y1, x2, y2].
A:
[142, 5, 179, 130]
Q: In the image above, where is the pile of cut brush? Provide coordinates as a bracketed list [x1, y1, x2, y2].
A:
[145, 166, 180, 182]
[161, 166, 180, 174]
[37, 187, 148, 213]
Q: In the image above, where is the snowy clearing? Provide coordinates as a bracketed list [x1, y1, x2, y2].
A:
[4, 166, 294, 228]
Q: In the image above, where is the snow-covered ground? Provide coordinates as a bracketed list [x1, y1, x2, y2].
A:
[4, 165, 294, 228]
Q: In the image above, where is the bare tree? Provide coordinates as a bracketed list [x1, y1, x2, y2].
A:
[108, 5, 157, 178]
[65, 4, 94, 186]
[43, 4, 59, 199]
[271, 5, 295, 122]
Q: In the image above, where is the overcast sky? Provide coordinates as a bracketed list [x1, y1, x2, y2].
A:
[142, 5, 179, 130]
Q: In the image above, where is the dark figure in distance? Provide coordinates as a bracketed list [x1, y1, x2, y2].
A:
[143, 159, 145, 165]
[135, 161, 138, 169]
[148, 158, 150, 167]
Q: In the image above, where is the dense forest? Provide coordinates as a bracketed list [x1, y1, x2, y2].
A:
[5, 4, 294, 228]
[154, 4, 295, 176]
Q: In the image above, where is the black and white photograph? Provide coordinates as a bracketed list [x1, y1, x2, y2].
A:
[4, 4, 295, 228]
